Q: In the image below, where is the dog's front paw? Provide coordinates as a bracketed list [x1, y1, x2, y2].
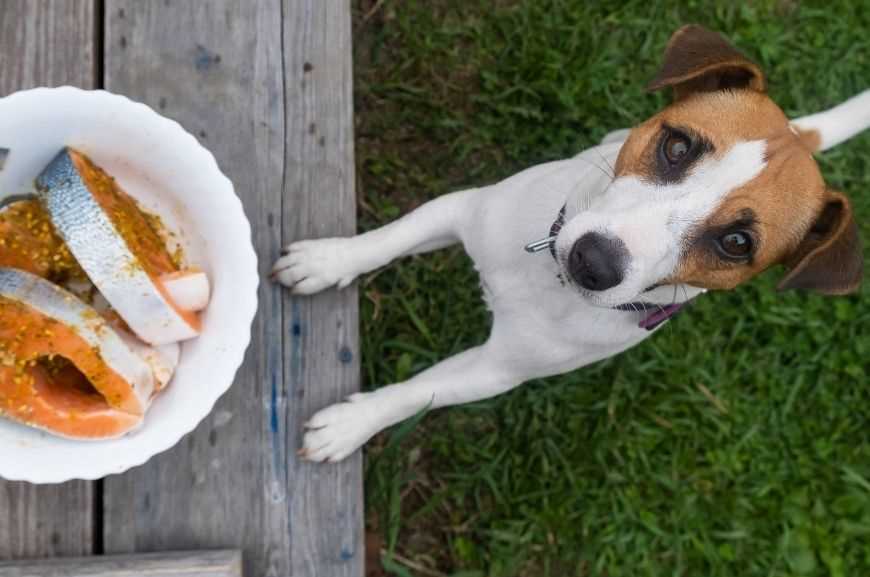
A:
[271, 238, 361, 294]
[300, 393, 381, 463]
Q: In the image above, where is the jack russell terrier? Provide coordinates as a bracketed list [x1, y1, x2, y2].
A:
[272, 25, 869, 463]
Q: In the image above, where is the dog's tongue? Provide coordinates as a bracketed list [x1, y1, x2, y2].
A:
[638, 303, 685, 331]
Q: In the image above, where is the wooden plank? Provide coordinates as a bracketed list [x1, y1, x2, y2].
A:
[0, 549, 242, 577]
[102, 1, 363, 574]
[0, 483, 94, 560]
[0, 0, 96, 560]
[0, 0, 96, 96]
[101, 2, 298, 576]
[100, 1, 284, 564]
[282, 2, 363, 576]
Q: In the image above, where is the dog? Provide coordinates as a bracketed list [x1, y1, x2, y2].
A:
[272, 25, 869, 463]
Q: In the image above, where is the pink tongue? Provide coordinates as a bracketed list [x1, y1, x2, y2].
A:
[638, 303, 684, 330]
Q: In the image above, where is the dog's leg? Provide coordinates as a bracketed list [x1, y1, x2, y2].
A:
[792, 89, 870, 151]
[272, 189, 476, 293]
[299, 343, 523, 462]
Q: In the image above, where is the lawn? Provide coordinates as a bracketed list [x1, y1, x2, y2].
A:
[352, 1, 870, 575]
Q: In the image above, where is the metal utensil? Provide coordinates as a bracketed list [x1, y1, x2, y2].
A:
[0, 193, 36, 210]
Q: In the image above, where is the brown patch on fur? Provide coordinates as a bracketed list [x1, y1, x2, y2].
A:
[793, 126, 822, 153]
[615, 91, 806, 179]
[647, 25, 765, 101]
[671, 124, 826, 290]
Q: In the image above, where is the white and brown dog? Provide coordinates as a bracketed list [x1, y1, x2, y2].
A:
[273, 25, 868, 463]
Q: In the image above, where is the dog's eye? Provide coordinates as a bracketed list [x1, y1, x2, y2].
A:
[664, 132, 691, 164]
[717, 231, 753, 258]
[655, 125, 711, 184]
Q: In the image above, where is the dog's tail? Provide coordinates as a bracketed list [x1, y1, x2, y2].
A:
[792, 89, 870, 152]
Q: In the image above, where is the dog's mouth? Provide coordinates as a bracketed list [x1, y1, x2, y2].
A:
[613, 301, 686, 331]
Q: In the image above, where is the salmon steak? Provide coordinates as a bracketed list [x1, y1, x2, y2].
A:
[0, 198, 88, 288]
[0, 199, 182, 393]
[36, 148, 210, 346]
[0, 268, 156, 439]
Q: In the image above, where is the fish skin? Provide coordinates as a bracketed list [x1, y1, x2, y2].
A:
[36, 148, 200, 345]
[0, 267, 155, 415]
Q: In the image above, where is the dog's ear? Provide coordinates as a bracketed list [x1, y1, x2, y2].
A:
[647, 25, 766, 100]
[778, 190, 863, 295]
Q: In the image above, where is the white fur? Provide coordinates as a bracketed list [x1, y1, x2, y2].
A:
[272, 90, 869, 463]
[792, 89, 870, 151]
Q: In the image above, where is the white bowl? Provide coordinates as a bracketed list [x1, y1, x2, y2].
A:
[0, 87, 259, 483]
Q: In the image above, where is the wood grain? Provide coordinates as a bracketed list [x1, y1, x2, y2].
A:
[101, 2, 282, 573]
[0, 0, 96, 96]
[283, 2, 363, 576]
[0, 549, 242, 577]
[0, 0, 96, 560]
[102, 1, 362, 576]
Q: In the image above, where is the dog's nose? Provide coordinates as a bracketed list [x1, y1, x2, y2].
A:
[568, 233, 626, 291]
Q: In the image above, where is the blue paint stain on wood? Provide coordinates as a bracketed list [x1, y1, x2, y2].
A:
[270, 374, 279, 434]
[339, 346, 353, 364]
[195, 44, 222, 71]
[340, 546, 353, 561]
[290, 301, 304, 397]
[269, 367, 287, 501]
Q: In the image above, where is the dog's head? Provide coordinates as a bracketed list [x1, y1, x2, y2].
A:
[555, 25, 862, 321]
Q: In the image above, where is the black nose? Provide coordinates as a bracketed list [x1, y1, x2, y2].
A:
[568, 233, 627, 292]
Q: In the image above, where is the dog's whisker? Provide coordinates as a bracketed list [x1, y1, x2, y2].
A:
[574, 155, 614, 182]
[594, 148, 617, 179]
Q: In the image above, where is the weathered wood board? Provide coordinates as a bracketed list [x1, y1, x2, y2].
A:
[0, 0, 96, 93]
[0, 549, 242, 577]
[282, 3, 363, 576]
[100, 1, 363, 576]
[0, 0, 96, 560]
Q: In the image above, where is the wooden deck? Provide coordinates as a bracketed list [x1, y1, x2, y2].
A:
[0, 1, 363, 576]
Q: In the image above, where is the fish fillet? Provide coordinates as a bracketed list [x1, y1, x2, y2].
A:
[0, 268, 155, 439]
[0, 199, 87, 287]
[36, 148, 210, 345]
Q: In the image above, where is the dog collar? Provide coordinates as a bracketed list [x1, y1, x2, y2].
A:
[524, 203, 566, 261]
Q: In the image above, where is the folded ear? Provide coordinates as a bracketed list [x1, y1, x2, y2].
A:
[647, 25, 766, 100]
[778, 191, 863, 295]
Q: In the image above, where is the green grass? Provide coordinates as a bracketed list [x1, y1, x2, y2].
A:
[352, 1, 870, 575]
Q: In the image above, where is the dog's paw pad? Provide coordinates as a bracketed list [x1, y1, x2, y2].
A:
[271, 238, 360, 294]
[300, 396, 378, 463]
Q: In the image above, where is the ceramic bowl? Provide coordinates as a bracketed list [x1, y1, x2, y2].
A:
[0, 87, 258, 483]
